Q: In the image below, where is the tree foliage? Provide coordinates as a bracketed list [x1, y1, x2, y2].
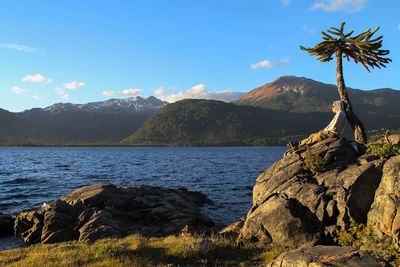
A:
[300, 22, 392, 72]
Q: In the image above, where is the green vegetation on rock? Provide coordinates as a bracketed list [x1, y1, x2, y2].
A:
[366, 141, 400, 159]
[303, 147, 326, 175]
[334, 220, 400, 266]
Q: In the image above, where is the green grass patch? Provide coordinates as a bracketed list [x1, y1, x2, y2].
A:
[0, 234, 283, 266]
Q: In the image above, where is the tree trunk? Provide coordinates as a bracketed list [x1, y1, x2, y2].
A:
[335, 50, 367, 153]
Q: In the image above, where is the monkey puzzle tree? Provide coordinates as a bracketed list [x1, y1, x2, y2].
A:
[301, 22, 391, 153]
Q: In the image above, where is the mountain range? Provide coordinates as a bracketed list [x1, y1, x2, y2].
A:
[236, 76, 400, 115]
[122, 76, 400, 146]
[1, 76, 399, 146]
[121, 99, 330, 146]
[0, 96, 166, 145]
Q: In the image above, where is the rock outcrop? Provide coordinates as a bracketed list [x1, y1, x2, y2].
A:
[368, 155, 400, 244]
[237, 136, 386, 248]
[268, 245, 381, 267]
[388, 134, 400, 146]
[13, 184, 214, 244]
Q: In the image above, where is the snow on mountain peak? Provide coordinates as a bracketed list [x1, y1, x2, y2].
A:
[44, 96, 167, 113]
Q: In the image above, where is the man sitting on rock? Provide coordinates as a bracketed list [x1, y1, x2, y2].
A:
[286, 100, 347, 154]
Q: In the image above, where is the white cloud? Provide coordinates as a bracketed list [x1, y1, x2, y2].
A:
[205, 90, 246, 102]
[11, 86, 28, 95]
[188, 84, 206, 95]
[251, 57, 289, 69]
[251, 60, 273, 69]
[281, 0, 292, 6]
[102, 88, 143, 97]
[55, 87, 69, 100]
[63, 81, 86, 90]
[102, 90, 116, 97]
[154, 84, 245, 103]
[54, 80, 85, 100]
[312, 0, 367, 12]
[398, 23, 400, 31]
[22, 74, 53, 84]
[121, 88, 143, 96]
[0, 43, 44, 54]
[153, 87, 165, 97]
[32, 95, 42, 101]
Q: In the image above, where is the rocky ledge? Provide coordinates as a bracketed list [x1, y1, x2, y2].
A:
[5, 184, 214, 244]
[220, 134, 400, 265]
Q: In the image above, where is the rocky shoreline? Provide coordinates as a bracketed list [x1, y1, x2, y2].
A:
[1, 184, 215, 245]
[2, 134, 400, 265]
[220, 134, 400, 265]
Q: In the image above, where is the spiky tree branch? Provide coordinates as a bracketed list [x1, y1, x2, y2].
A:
[301, 22, 391, 72]
[300, 22, 392, 153]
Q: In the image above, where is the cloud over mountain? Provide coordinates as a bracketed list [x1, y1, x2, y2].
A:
[153, 84, 244, 103]
[251, 58, 289, 69]
[102, 88, 143, 97]
[55, 81, 86, 100]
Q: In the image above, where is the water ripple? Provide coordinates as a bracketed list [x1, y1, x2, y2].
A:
[0, 147, 284, 224]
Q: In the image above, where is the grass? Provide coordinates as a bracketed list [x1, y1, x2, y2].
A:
[0, 234, 284, 267]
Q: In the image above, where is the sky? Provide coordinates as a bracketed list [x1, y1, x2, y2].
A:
[0, 0, 399, 112]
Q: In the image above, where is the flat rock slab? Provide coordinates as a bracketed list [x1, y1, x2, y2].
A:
[13, 183, 214, 244]
[268, 245, 381, 267]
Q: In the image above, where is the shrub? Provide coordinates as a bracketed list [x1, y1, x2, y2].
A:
[303, 147, 325, 175]
[366, 140, 400, 159]
[333, 220, 400, 266]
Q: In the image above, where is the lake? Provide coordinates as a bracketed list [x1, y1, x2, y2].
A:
[0, 146, 284, 249]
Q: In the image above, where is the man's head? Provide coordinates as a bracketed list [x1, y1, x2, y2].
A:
[332, 101, 345, 113]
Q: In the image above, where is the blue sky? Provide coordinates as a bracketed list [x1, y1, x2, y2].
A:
[0, 0, 399, 112]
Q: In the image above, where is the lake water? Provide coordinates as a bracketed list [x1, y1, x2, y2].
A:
[0, 147, 284, 250]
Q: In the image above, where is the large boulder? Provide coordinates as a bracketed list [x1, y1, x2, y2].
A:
[14, 210, 43, 244]
[237, 136, 385, 248]
[268, 245, 381, 267]
[238, 195, 322, 247]
[368, 155, 400, 244]
[13, 184, 214, 244]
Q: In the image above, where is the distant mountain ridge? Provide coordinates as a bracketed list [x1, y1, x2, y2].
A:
[121, 99, 400, 147]
[122, 77, 400, 146]
[121, 99, 326, 146]
[43, 96, 167, 113]
[0, 96, 167, 145]
[237, 76, 400, 114]
[1, 76, 399, 146]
